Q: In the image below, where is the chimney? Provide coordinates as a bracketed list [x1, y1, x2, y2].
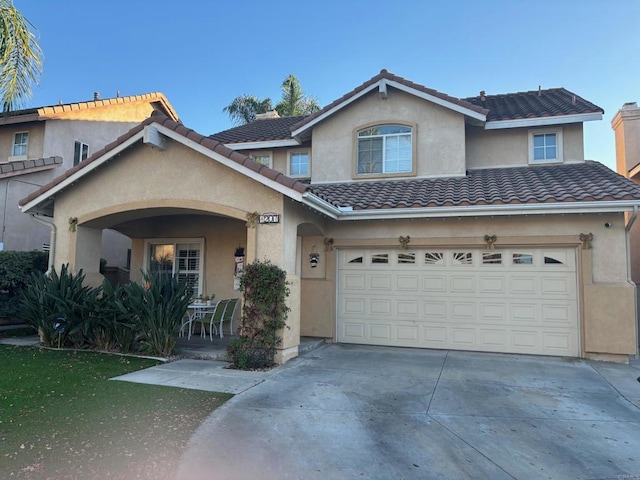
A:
[255, 110, 280, 121]
[94, 92, 100, 101]
[538, 85, 542, 96]
[479, 91, 486, 101]
[611, 102, 640, 177]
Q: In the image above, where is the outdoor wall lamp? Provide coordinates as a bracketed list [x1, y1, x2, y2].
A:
[309, 246, 320, 268]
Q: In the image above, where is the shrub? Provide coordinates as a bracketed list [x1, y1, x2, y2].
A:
[227, 260, 289, 369]
[0, 250, 48, 321]
[115, 271, 191, 357]
[19, 265, 101, 347]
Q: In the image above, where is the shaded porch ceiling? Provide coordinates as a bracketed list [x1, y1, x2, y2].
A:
[83, 207, 240, 237]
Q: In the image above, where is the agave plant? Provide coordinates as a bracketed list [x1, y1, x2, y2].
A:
[116, 271, 191, 357]
[19, 264, 101, 348]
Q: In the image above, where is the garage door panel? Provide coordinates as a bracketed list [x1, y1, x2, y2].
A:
[370, 299, 391, 315]
[343, 274, 366, 290]
[370, 324, 392, 341]
[424, 301, 446, 318]
[343, 297, 366, 315]
[370, 275, 391, 290]
[396, 275, 419, 290]
[451, 302, 475, 319]
[479, 276, 506, 293]
[479, 303, 507, 322]
[479, 329, 509, 347]
[450, 275, 475, 293]
[337, 248, 579, 357]
[423, 276, 447, 292]
[509, 276, 538, 294]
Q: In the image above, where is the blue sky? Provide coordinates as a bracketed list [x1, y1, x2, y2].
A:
[18, 0, 640, 170]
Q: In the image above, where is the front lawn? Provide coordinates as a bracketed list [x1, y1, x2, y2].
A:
[0, 345, 232, 479]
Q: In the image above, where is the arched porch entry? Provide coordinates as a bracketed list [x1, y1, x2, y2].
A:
[68, 200, 255, 304]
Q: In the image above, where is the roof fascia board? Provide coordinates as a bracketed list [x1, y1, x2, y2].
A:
[0, 113, 41, 125]
[225, 139, 300, 150]
[485, 112, 603, 130]
[153, 124, 304, 202]
[384, 80, 486, 121]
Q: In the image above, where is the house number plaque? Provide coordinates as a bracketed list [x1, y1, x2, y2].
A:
[259, 213, 280, 224]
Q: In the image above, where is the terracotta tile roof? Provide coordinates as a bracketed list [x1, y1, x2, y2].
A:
[211, 71, 604, 144]
[308, 162, 640, 210]
[209, 115, 307, 144]
[0, 92, 179, 125]
[0, 156, 62, 180]
[463, 89, 604, 122]
[19, 113, 309, 208]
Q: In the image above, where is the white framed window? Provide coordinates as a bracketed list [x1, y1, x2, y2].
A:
[252, 152, 272, 168]
[144, 238, 204, 297]
[74, 141, 89, 166]
[529, 129, 563, 163]
[289, 151, 310, 177]
[11, 131, 28, 159]
[357, 124, 412, 174]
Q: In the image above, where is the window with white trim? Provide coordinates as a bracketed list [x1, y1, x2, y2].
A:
[12, 132, 28, 157]
[74, 141, 89, 166]
[357, 125, 412, 174]
[252, 153, 272, 168]
[529, 129, 563, 163]
[289, 152, 309, 177]
[145, 239, 204, 297]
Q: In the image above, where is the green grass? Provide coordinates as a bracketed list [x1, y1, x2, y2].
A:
[0, 345, 232, 479]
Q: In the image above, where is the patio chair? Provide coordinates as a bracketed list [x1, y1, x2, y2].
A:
[205, 299, 229, 341]
[180, 303, 218, 340]
[218, 298, 239, 338]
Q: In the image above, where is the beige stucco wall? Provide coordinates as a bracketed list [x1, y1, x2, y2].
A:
[465, 123, 585, 169]
[0, 121, 45, 160]
[310, 89, 466, 182]
[43, 100, 162, 122]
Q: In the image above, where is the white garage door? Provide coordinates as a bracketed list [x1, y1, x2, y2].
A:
[337, 248, 579, 356]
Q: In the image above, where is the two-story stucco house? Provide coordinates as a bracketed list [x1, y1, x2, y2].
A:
[19, 70, 640, 363]
[0, 92, 179, 269]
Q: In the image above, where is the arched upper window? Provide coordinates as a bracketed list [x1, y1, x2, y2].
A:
[357, 125, 412, 174]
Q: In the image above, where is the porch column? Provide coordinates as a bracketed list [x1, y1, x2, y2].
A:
[71, 224, 104, 288]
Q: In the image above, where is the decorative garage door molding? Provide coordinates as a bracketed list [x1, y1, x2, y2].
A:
[337, 248, 579, 356]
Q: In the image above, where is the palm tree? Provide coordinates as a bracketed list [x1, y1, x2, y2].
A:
[275, 74, 320, 117]
[223, 95, 273, 125]
[223, 74, 320, 125]
[0, 0, 43, 113]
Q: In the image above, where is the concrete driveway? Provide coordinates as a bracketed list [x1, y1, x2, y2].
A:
[176, 344, 640, 480]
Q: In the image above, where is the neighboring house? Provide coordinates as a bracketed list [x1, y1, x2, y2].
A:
[0, 92, 179, 269]
[612, 102, 640, 283]
[19, 70, 640, 364]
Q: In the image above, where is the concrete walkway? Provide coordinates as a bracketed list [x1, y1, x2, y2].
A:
[174, 344, 640, 480]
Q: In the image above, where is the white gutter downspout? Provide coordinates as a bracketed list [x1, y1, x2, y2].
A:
[625, 205, 639, 357]
[29, 213, 56, 275]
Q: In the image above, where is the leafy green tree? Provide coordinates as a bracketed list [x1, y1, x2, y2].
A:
[275, 74, 320, 117]
[223, 74, 320, 125]
[0, 0, 43, 112]
[223, 95, 272, 126]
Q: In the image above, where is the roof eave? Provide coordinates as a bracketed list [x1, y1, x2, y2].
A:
[485, 112, 603, 130]
[301, 195, 640, 221]
[225, 139, 300, 150]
